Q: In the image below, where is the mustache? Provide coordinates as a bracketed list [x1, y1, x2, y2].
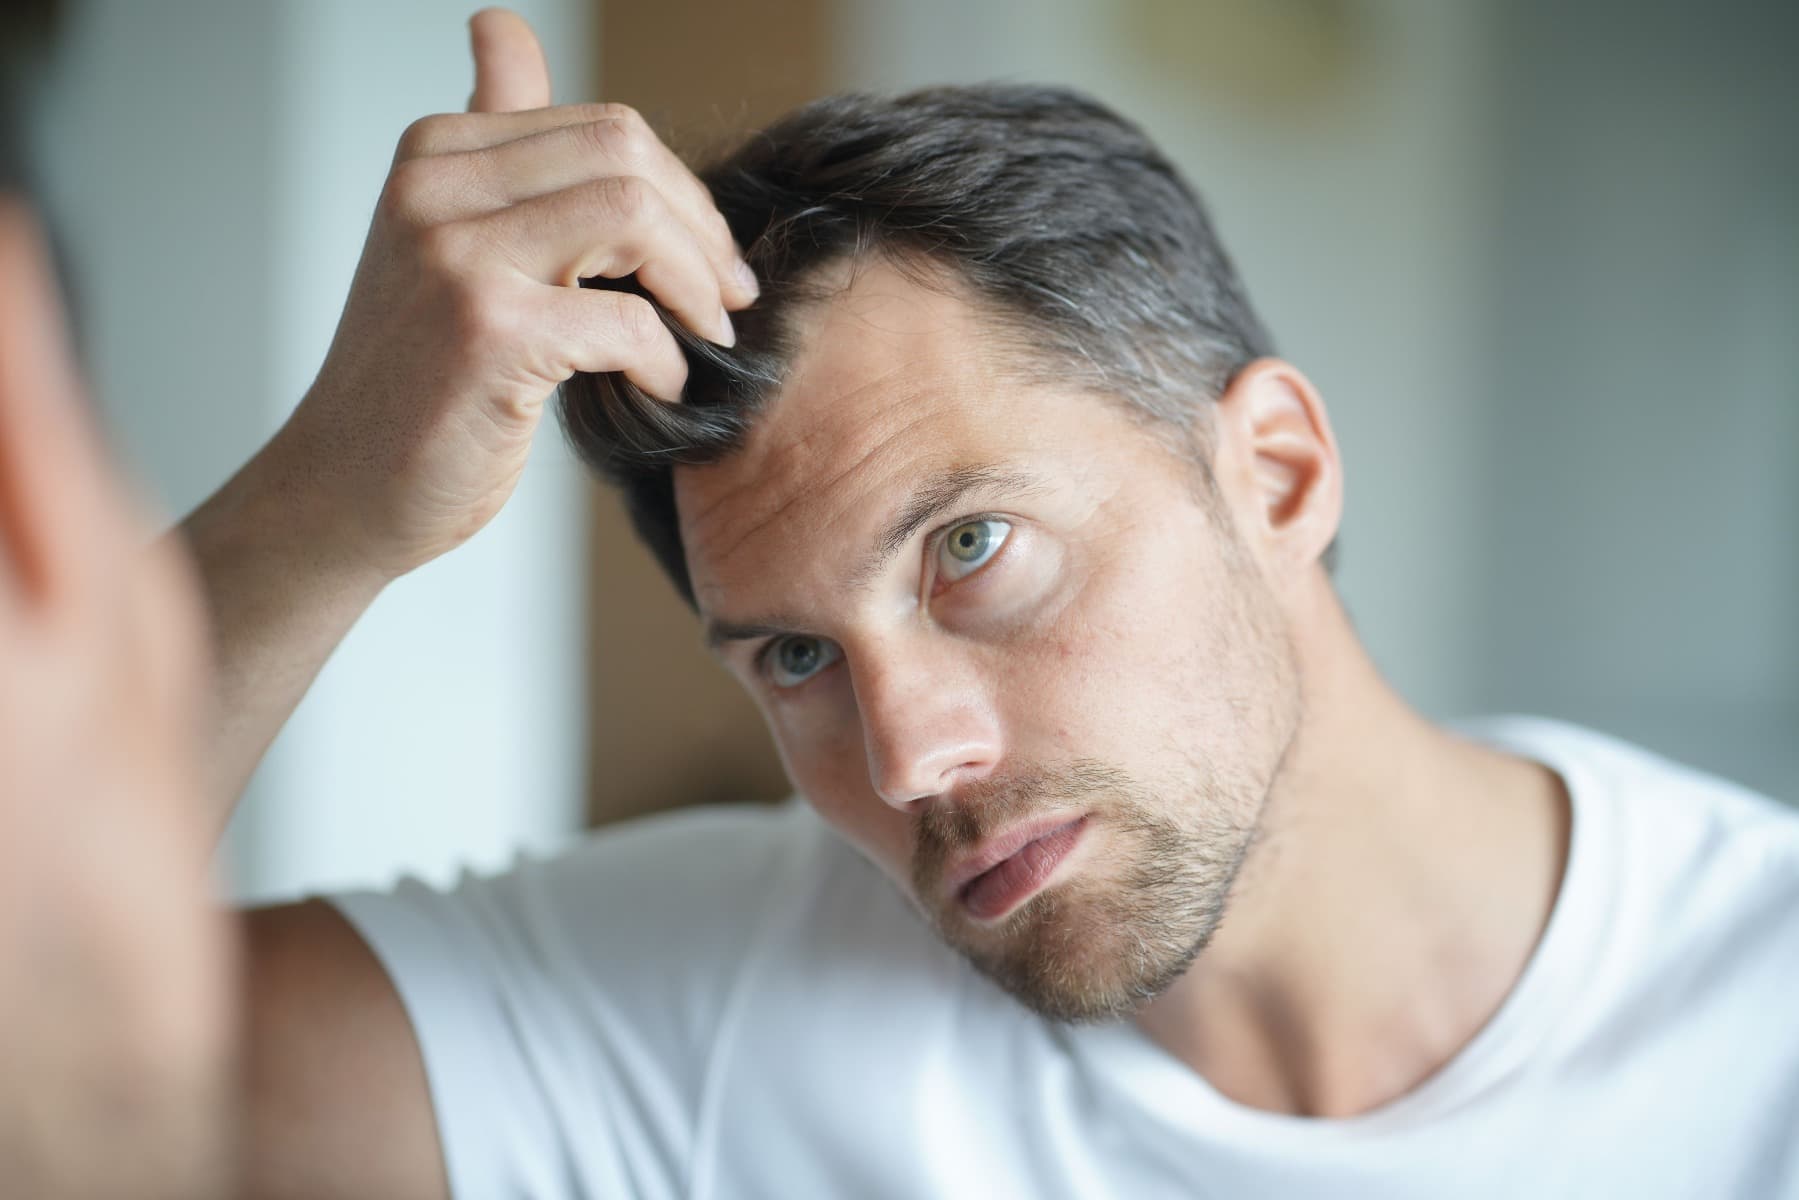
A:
[911, 759, 1135, 891]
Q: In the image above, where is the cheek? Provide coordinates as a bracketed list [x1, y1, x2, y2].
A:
[1009, 526, 1233, 757]
[767, 681, 862, 798]
[768, 693, 917, 884]
[805, 783, 916, 890]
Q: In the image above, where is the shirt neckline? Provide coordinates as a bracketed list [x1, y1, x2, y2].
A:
[1058, 715, 1621, 1146]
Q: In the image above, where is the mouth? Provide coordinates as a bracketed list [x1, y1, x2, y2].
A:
[948, 815, 1089, 923]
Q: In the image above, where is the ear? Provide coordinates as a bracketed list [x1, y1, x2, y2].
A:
[1208, 358, 1342, 576]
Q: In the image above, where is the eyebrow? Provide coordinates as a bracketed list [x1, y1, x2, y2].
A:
[704, 614, 814, 650]
[702, 463, 1048, 651]
[863, 464, 1042, 583]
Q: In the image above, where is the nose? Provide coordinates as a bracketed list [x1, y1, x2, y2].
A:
[851, 642, 1002, 811]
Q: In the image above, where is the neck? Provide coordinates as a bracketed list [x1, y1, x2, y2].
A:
[1134, 583, 1570, 1118]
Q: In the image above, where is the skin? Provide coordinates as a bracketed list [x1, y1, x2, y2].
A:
[134, 7, 1573, 1194]
[184, 11, 766, 1196]
[2, 10, 752, 1196]
[678, 259, 1298, 1022]
[181, 7, 756, 827]
[0, 198, 231, 1197]
[676, 257, 1573, 1117]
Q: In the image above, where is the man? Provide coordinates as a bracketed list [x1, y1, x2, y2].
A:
[187, 10, 1798, 1199]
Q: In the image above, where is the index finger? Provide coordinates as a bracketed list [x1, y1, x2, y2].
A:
[467, 114, 761, 308]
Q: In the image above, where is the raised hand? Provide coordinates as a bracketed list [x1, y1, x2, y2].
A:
[180, 8, 758, 813]
[254, 6, 757, 582]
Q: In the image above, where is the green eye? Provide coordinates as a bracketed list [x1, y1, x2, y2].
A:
[938, 518, 1010, 581]
[766, 635, 842, 688]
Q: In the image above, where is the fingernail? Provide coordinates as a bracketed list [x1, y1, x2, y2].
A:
[733, 259, 760, 300]
[717, 305, 737, 348]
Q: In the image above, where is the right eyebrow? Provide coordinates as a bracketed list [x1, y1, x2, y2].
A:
[704, 615, 808, 651]
[701, 463, 1049, 651]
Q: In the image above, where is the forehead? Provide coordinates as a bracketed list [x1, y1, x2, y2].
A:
[674, 258, 1100, 612]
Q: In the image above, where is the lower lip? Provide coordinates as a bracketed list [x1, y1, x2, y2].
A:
[959, 818, 1088, 922]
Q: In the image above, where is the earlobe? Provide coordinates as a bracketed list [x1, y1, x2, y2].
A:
[1213, 358, 1342, 571]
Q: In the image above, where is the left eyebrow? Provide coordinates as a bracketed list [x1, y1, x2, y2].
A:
[853, 463, 1049, 589]
[702, 463, 1049, 652]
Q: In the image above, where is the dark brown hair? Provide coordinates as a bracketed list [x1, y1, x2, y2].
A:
[559, 84, 1276, 606]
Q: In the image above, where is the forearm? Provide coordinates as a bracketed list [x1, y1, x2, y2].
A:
[176, 441, 390, 838]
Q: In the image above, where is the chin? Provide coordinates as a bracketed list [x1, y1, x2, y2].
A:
[906, 756, 1266, 1020]
[938, 875, 1223, 1025]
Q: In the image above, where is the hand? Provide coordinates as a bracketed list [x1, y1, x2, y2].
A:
[0, 199, 231, 1198]
[261, 7, 757, 582]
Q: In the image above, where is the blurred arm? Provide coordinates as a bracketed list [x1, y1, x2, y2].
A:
[0, 195, 232, 1200]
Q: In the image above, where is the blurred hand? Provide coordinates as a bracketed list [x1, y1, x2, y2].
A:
[0, 199, 232, 1198]
[261, 6, 757, 583]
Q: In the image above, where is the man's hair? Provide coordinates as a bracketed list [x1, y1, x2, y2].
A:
[559, 84, 1277, 606]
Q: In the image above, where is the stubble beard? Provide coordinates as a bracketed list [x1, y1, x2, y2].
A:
[912, 758, 1265, 1024]
[908, 463, 1299, 1024]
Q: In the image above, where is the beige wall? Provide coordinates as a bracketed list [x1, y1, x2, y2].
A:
[585, 0, 831, 826]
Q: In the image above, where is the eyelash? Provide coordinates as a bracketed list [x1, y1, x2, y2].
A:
[928, 512, 1011, 592]
[753, 512, 1014, 688]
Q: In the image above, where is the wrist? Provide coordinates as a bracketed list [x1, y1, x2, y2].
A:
[180, 433, 395, 616]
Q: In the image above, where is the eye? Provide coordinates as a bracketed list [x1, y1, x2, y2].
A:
[764, 634, 843, 689]
[937, 518, 1011, 583]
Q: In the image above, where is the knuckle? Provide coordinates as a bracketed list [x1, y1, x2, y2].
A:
[581, 116, 646, 166]
[396, 112, 457, 160]
[614, 293, 664, 347]
[415, 218, 474, 274]
[379, 156, 444, 228]
[593, 101, 644, 131]
[449, 282, 515, 348]
[599, 174, 657, 227]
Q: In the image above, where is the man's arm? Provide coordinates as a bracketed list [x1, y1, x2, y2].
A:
[206, 9, 757, 1195]
[238, 901, 449, 1200]
[180, 459, 390, 833]
[178, 7, 755, 831]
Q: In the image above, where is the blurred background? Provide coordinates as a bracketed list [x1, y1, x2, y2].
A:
[15, 0, 1796, 903]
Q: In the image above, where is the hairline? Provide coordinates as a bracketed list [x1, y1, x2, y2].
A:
[675, 249, 1241, 627]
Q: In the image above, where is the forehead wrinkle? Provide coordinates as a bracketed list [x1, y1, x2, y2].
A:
[682, 260, 1027, 604]
[679, 351, 919, 536]
[722, 407, 942, 573]
[688, 388, 944, 577]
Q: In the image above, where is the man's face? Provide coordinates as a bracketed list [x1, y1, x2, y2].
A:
[675, 258, 1301, 1021]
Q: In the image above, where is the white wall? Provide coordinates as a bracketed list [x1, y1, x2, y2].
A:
[1479, 0, 1799, 798]
[34, 0, 596, 902]
[30, 0, 1790, 905]
[838, 0, 1797, 801]
[838, 0, 1498, 718]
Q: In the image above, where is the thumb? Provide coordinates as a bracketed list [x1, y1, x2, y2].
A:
[466, 7, 552, 113]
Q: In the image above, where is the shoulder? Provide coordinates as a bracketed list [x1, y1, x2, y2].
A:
[1466, 714, 1799, 874]
[1470, 716, 1799, 1010]
[318, 801, 906, 1196]
[333, 800, 861, 1013]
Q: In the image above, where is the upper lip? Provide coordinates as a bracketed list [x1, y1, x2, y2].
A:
[942, 812, 1087, 899]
